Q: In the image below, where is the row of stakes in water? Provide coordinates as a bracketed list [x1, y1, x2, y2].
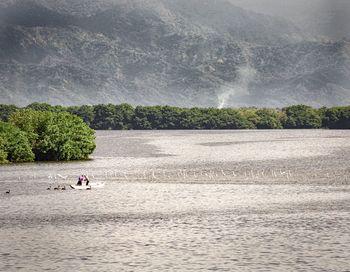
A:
[13, 169, 347, 183]
[103, 168, 346, 182]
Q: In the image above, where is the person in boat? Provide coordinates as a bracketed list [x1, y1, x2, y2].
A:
[84, 175, 90, 186]
[77, 175, 85, 186]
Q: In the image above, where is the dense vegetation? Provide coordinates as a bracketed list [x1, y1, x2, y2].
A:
[1, 103, 350, 132]
[1, 103, 348, 164]
[0, 109, 95, 163]
[0, 122, 34, 163]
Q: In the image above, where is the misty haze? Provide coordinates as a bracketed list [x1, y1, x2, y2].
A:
[0, 0, 349, 107]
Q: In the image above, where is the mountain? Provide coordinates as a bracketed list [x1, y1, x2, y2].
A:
[0, 0, 349, 107]
[230, 0, 350, 41]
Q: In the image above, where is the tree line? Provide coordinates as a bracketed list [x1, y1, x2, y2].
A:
[0, 103, 350, 131]
[0, 109, 95, 164]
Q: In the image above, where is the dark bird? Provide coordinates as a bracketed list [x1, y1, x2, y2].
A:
[47, 186, 51, 190]
[61, 186, 66, 191]
[5, 190, 10, 194]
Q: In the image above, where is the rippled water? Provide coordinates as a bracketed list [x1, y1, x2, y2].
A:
[0, 130, 349, 271]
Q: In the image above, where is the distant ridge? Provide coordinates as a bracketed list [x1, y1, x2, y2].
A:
[0, 0, 349, 107]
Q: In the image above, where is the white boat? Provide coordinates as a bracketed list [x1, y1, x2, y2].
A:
[70, 182, 105, 190]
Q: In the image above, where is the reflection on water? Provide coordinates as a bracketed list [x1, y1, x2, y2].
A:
[0, 130, 349, 271]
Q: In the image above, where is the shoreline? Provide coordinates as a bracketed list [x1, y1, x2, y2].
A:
[1, 130, 349, 186]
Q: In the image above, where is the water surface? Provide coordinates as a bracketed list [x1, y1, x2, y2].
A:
[0, 130, 349, 271]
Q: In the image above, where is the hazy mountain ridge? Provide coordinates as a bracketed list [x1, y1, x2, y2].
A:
[0, 0, 349, 107]
[230, 0, 350, 41]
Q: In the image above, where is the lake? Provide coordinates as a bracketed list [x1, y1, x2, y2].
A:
[0, 130, 349, 271]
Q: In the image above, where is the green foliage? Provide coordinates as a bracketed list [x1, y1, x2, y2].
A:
[9, 110, 95, 161]
[240, 108, 259, 128]
[67, 105, 95, 126]
[92, 104, 117, 130]
[0, 104, 19, 121]
[26, 102, 64, 112]
[90, 103, 135, 130]
[8, 109, 43, 146]
[2, 103, 350, 131]
[131, 106, 257, 130]
[282, 105, 322, 129]
[0, 122, 35, 163]
[160, 106, 182, 129]
[179, 108, 203, 129]
[203, 108, 255, 129]
[256, 108, 283, 129]
[0, 136, 9, 163]
[321, 106, 350, 129]
[115, 103, 135, 129]
[133, 106, 163, 129]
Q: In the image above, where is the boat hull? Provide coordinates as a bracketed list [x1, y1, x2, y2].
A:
[70, 183, 105, 190]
